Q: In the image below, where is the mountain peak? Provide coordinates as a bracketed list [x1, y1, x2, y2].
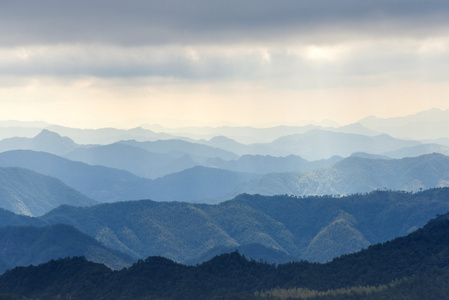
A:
[32, 130, 78, 155]
[209, 135, 234, 142]
[36, 129, 63, 139]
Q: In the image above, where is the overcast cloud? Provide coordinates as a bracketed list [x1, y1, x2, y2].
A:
[1, 0, 449, 127]
[2, 0, 449, 46]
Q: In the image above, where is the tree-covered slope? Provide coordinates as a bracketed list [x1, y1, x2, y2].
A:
[41, 200, 243, 261]
[232, 153, 449, 197]
[40, 188, 449, 263]
[0, 224, 134, 272]
[0, 167, 97, 216]
[2, 212, 449, 299]
[0, 207, 45, 227]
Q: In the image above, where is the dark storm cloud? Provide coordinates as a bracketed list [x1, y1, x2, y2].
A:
[2, 0, 449, 46]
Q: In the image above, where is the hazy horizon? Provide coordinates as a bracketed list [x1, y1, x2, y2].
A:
[0, 106, 448, 131]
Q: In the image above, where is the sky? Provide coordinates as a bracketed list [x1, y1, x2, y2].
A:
[1, 0, 449, 129]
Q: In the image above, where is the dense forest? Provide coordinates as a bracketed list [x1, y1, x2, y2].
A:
[2, 188, 449, 276]
[0, 212, 449, 299]
[38, 188, 449, 263]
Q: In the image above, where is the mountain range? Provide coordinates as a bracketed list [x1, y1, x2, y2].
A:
[1, 209, 449, 299]
[235, 129, 421, 160]
[205, 154, 342, 174]
[0, 150, 261, 204]
[2, 109, 449, 279]
[231, 153, 449, 197]
[30, 188, 449, 264]
[3, 127, 448, 167]
[3, 147, 449, 211]
[0, 150, 141, 203]
[0, 130, 78, 156]
[359, 108, 449, 140]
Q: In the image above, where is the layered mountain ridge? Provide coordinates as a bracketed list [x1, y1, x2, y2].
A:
[0, 189, 443, 265]
[1, 111, 449, 285]
[1, 209, 449, 299]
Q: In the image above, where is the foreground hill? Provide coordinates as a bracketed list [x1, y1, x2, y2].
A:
[232, 153, 449, 197]
[0, 224, 134, 274]
[40, 188, 449, 263]
[2, 212, 449, 299]
[0, 167, 96, 216]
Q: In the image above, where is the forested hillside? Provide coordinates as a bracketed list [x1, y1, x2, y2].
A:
[39, 188, 449, 263]
[0, 167, 96, 216]
[232, 153, 449, 197]
[0, 224, 134, 273]
[1, 211, 449, 299]
[2, 0, 449, 297]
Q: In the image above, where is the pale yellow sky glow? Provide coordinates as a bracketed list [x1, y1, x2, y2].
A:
[1, 1, 449, 129]
[2, 77, 448, 129]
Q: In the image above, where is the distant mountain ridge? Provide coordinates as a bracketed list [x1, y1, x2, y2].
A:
[383, 143, 449, 158]
[0, 150, 142, 203]
[0, 129, 78, 156]
[46, 125, 176, 145]
[3, 150, 449, 207]
[0, 150, 261, 203]
[119, 139, 238, 162]
[205, 154, 342, 174]
[123, 166, 261, 203]
[199, 129, 421, 159]
[231, 153, 449, 197]
[63, 142, 192, 179]
[359, 108, 449, 140]
[0, 129, 242, 179]
[263, 129, 420, 160]
[0, 167, 96, 216]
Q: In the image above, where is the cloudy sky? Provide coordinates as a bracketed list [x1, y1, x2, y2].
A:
[1, 0, 449, 128]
